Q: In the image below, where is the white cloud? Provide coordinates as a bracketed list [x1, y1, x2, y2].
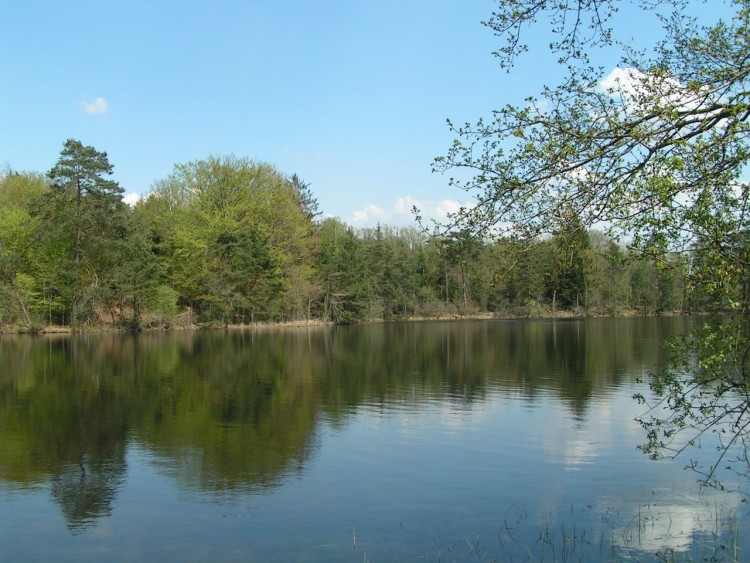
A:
[122, 192, 140, 206]
[599, 66, 712, 116]
[394, 195, 418, 215]
[349, 196, 468, 227]
[82, 97, 109, 115]
[600, 66, 683, 104]
[599, 67, 648, 99]
[433, 198, 463, 218]
[351, 203, 385, 225]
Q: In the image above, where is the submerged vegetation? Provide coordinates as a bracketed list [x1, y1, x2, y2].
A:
[1, 140, 703, 333]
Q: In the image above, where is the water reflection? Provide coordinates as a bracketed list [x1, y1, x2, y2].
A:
[604, 493, 744, 555]
[1, 319, 687, 486]
[50, 456, 126, 533]
[3, 317, 744, 561]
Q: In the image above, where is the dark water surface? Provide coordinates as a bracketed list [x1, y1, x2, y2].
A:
[1, 318, 748, 561]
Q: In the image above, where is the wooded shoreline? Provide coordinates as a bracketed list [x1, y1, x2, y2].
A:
[2, 308, 694, 335]
[1, 144, 704, 336]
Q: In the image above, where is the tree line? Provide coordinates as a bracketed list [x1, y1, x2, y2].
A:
[0, 138, 706, 332]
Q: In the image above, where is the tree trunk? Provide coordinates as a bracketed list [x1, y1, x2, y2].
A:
[552, 289, 556, 315]
[10, 284, 32, 328]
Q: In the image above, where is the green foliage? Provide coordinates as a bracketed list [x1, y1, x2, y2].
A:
[142, 155, 315, 324]
[439, 229, 482, 313]
[113, 217, 166, 329]
[288, 173, 320, 221]
[0, 169, 47, 209]
[435, 0, 750, 485]
[0, 141, 697, 336]
[316, 218, 369, 323]
[546, 210, 590, 310]
[210, 226, 285, 323]
[0, 171, 48, 328]
[635, 317, 750, 489]
[145, 285, 178, 324]
[36, 139, 128, 328]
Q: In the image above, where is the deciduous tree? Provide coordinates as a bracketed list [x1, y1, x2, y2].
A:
[0, 171, 47, 328]
[434, 0, 750, 486]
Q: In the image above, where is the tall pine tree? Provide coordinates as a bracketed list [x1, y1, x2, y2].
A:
[41, 139, 127, 327]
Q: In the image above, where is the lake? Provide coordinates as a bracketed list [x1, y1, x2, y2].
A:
[1, 317, 748, 561]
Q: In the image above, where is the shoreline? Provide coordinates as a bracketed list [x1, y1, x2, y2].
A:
[0, 308, 694, 335]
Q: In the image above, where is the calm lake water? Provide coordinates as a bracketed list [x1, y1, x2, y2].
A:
[1, 318, 748, 561]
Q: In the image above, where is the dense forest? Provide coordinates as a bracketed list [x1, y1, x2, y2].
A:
[0, 139, 701, 332]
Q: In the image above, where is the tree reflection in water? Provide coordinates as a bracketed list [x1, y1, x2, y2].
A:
[2, 317, 731, 560]
[50, 454, 126, 533]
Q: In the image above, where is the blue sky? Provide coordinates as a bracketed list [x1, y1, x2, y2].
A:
[0, 0, 723, 227]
